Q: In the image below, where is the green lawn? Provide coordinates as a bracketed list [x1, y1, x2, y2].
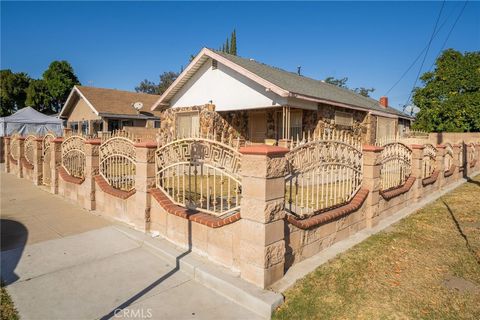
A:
[274, 175, 480, 320]
[1, 283, 19, 320]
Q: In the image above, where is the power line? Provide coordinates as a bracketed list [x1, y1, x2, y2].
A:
[403, 0, 446, 112]
[384, 3, 458, 96]
[428, 0, 469, 72]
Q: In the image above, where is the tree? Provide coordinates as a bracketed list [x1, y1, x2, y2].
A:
[135, 79, 158, 94]
[225, 37, 230, 54]
[324, 76, 349, 88]
[324, 76, 375, 97]
[43, 61, 80, 112]
[25, 79, 54, 113]
[135, 71, 178, 95]
[0, 70, 31, 116]
[354, 87, 375, 97]
[230, 29, 237, 55]
[412, 49, 480, 132]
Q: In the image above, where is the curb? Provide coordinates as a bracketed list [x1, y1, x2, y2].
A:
[114, 224, 283, 319]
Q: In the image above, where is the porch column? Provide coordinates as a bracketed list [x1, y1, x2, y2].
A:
[278, 106, 291, 147]
[362, 145, 383, 228]
[82, 138, 101, 210]
[4, 136, 11, 173]
[410, 145, 424, 201]
[239, 145, 288, 288]
[133, 141, 157, 232]
[33, 137, 43, 186]
[50, 137, 63, 194]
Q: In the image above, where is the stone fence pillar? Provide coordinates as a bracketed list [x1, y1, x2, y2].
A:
[134, 141, 157, 232]
[435, 145, 445, 188]
[50, 137, 63, 194]
[362, 145, 383, 228]
[33, 138, 43, 185]
[83, 139, 101, 210]
[4, 136, 11, 173]
[16, 137, 25, 179]
[410, 145, 424, 201]
[238, 145, 288, 289]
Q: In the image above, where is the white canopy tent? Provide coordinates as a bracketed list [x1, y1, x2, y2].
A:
[0, 107, 63, 137]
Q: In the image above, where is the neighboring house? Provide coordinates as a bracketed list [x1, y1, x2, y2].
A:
[59, 86, 161, 135]
[151, 48, 413, 144]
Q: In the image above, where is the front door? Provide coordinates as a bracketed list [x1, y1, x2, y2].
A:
[249, 112, 267, 143]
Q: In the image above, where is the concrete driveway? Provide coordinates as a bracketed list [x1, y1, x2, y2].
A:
[1, 171, 263, 320]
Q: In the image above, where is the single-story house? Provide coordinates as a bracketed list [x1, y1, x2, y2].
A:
[151, 48, 413, 144]
[59, 86, 161, 135]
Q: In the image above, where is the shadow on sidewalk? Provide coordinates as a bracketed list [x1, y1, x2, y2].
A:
[99, 219, 193, 320]
[1, 219, 28, 285]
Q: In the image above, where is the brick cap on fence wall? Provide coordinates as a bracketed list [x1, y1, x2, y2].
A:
[21, 158, 34, 170]
[410, 144, 426, 150]
[133, 141, 157, 148]
[436, 144, 447, 149]
[150, 188, 241, 228]
[94, 175, 136, 199]
[52, 138, 64, 143]
[379, 175, 416, 200]
[58, 166, 85, 185]
[444, 165, 456, 177]
[85, 139, 101, 145]
[239, 145, 289, 156]
[422, 170, 439, 186]
[287, 188, 369, 230]
[362, 145, 384, 152]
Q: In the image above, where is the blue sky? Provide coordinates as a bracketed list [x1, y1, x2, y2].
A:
[1, 1, 479, 110]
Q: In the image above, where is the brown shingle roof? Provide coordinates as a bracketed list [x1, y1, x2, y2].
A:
[76, 86, 161, 117]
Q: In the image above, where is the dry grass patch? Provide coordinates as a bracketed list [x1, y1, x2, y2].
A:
[274, 175, 480, 320]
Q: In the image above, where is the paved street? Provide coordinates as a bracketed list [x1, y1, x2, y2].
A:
[1, 171, 262, 320]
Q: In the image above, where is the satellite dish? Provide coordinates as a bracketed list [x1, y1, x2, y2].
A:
[133, 102, 143, 111]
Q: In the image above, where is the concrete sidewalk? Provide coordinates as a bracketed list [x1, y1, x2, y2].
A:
[1, 171, 264, 320]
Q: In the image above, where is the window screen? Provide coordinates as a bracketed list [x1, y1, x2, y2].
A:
[335, 111, 353, 126]
[376, 116, 396, 140]
[176, 112, 200, 138]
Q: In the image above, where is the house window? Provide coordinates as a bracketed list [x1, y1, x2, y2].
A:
[108, 119, 121, 131]
[122, 120, 134, 127]
[70, 122, 79, 133]
[276, 110, 302, 140]
[176, 112, 199, 138]
[81, 121, 88, 134]
[335, 111, 353, 127]
[154, 120, 160, 128]
[376, 116, 396, 142]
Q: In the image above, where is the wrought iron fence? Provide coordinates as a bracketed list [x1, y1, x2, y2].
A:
[444, 143, 454, 172]
[468, 143, 476, 165]
[24, 135, 36, 165]
[155, 132, 242, 217]
[42, 133, 55, 186]
[99, 131, 136, 191]
[10, 134, 20, 161]
[285, 130, 363, 218]
[422, 144, 437, 179]
[61, 134, 86, 178]
[379, 142, 412, 190]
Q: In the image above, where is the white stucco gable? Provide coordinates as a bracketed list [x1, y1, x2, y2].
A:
[169, 58, 287, 111]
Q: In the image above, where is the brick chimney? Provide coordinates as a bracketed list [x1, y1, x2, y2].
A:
[379, 96, 388, 108]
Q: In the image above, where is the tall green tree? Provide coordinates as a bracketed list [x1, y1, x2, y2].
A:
[135, 71, 178, 95]
[43, 61, 80, 112]
[230, 29, 237, 55]
[412, 49, 480, 132]
[225, 37, 230, 54]
[25, 79, 54, 113]
[0, 70, 31, 116]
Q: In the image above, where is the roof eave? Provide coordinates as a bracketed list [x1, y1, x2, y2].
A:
[59, 86, 100, 118]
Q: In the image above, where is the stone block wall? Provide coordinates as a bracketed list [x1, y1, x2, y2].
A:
[3, 133, 480, 290]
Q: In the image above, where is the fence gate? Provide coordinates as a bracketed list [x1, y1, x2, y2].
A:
[285, 130, 363, 218]
[155, 135, 242, 217]
[42, 133, 55, 186]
